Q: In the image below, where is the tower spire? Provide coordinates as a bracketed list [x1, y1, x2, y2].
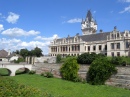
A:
[81, 10, 97, 35]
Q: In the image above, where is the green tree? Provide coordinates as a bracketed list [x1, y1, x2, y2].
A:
[14, 58, 25, 63]
[60, 57, 79, 81]
[111, 56, 123, 66]
[15, 50, 20, 54]
[20, 49, 29, 59]
[33, 47, 43, 57]
[77, 53, 95, 64]
[56, 54, 62, 63]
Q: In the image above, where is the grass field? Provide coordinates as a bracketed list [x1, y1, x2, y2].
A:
[8, 74, 130, 97]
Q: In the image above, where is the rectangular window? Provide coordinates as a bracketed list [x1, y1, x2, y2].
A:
[111, 43, 114, 49]
[72, 46, 74, 51]
[105, 45, 107, 50]
[117, 33, 120, 38]
[117, 52, 120, 56]
[99, 45, 102, 50]
[117, 43, 120, 49]
[111, 52, 114, 57]
[93, 46, 96, 51]
[126, 41, 129, 48]
[88, 46, 90, 51]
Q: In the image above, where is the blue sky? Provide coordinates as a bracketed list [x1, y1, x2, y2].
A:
[0, 0, 130, 54]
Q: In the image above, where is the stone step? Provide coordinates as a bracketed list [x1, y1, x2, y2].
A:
[111, 74, 130, 80]
[106, 81, 130, 89]
[109, 78, 130, 84]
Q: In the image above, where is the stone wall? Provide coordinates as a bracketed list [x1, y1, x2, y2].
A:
[34, 63, 130, 87]
[34, 63, 90, 78]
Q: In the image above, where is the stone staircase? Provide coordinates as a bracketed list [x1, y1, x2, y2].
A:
[106, 66, 130, 89]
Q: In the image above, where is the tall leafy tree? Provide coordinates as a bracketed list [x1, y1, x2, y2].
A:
[15, 50, 20, 54]
[33, 47, 43, 57]
[20, 49, 29, 59]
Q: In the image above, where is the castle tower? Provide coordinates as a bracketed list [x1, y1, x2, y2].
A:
[81, 10, 97, 35]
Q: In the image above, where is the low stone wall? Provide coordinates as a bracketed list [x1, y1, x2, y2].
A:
[34, 63, 130, 82]
[34, 63, 90, 78]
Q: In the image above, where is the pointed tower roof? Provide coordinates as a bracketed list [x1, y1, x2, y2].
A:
[86, 10, 92, 22]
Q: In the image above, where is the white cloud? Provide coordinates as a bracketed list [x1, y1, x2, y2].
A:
[6, 12, 20, 24]
[34, 34, 59, 41]
[0, 24, 4, 31]
[0, 34, 60, 54]
[67, 18, 82, 23]
[119, 5, 130, 13]
[1, 28, 40, 37]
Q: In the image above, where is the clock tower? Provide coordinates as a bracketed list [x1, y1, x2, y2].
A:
[81, 10, 97, 35]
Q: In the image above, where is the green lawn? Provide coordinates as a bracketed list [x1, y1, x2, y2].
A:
[0, 68, 9, 75]
[9, 74, 130, 97]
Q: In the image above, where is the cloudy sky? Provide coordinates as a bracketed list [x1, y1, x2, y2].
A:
[0, 0, 130, 54]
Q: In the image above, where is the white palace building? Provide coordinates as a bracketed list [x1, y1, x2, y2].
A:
[49, 10, 130, 57]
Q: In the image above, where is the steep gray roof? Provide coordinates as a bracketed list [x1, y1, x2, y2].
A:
[86, 10, 92, 22]
[80, 32, 111, 42]
[56, 32, 110, 42]
[0, 50, 8, 58]
[55, 32, 125, 43]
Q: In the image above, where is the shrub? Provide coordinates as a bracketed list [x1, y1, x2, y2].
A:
[0, 77, 43, 97]
[14, 58, 25, 63]
[60, 57, 79, 81]
[44, 60, 48, 63]
[28, 70, 36, 74]
[77, 53, 92, 64]
[111, 57, 123, 66]
[56, 54, 62, 63]
[121, 61, 127, 66]
[77, 53, 105, 65]
[87, 57, 117, 85]
[41, 72, 53, 78]
[73, 76, 82, 82]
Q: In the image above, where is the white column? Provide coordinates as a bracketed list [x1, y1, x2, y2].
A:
[10, 70, 16, 76]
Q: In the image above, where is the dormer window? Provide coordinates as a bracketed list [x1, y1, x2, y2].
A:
[74, 36, 78, 42]
[63, 38, 66, 43]
[126, 33, 128, 37]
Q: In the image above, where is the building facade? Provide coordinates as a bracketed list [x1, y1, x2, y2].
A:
[49, 10, 130, 57]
